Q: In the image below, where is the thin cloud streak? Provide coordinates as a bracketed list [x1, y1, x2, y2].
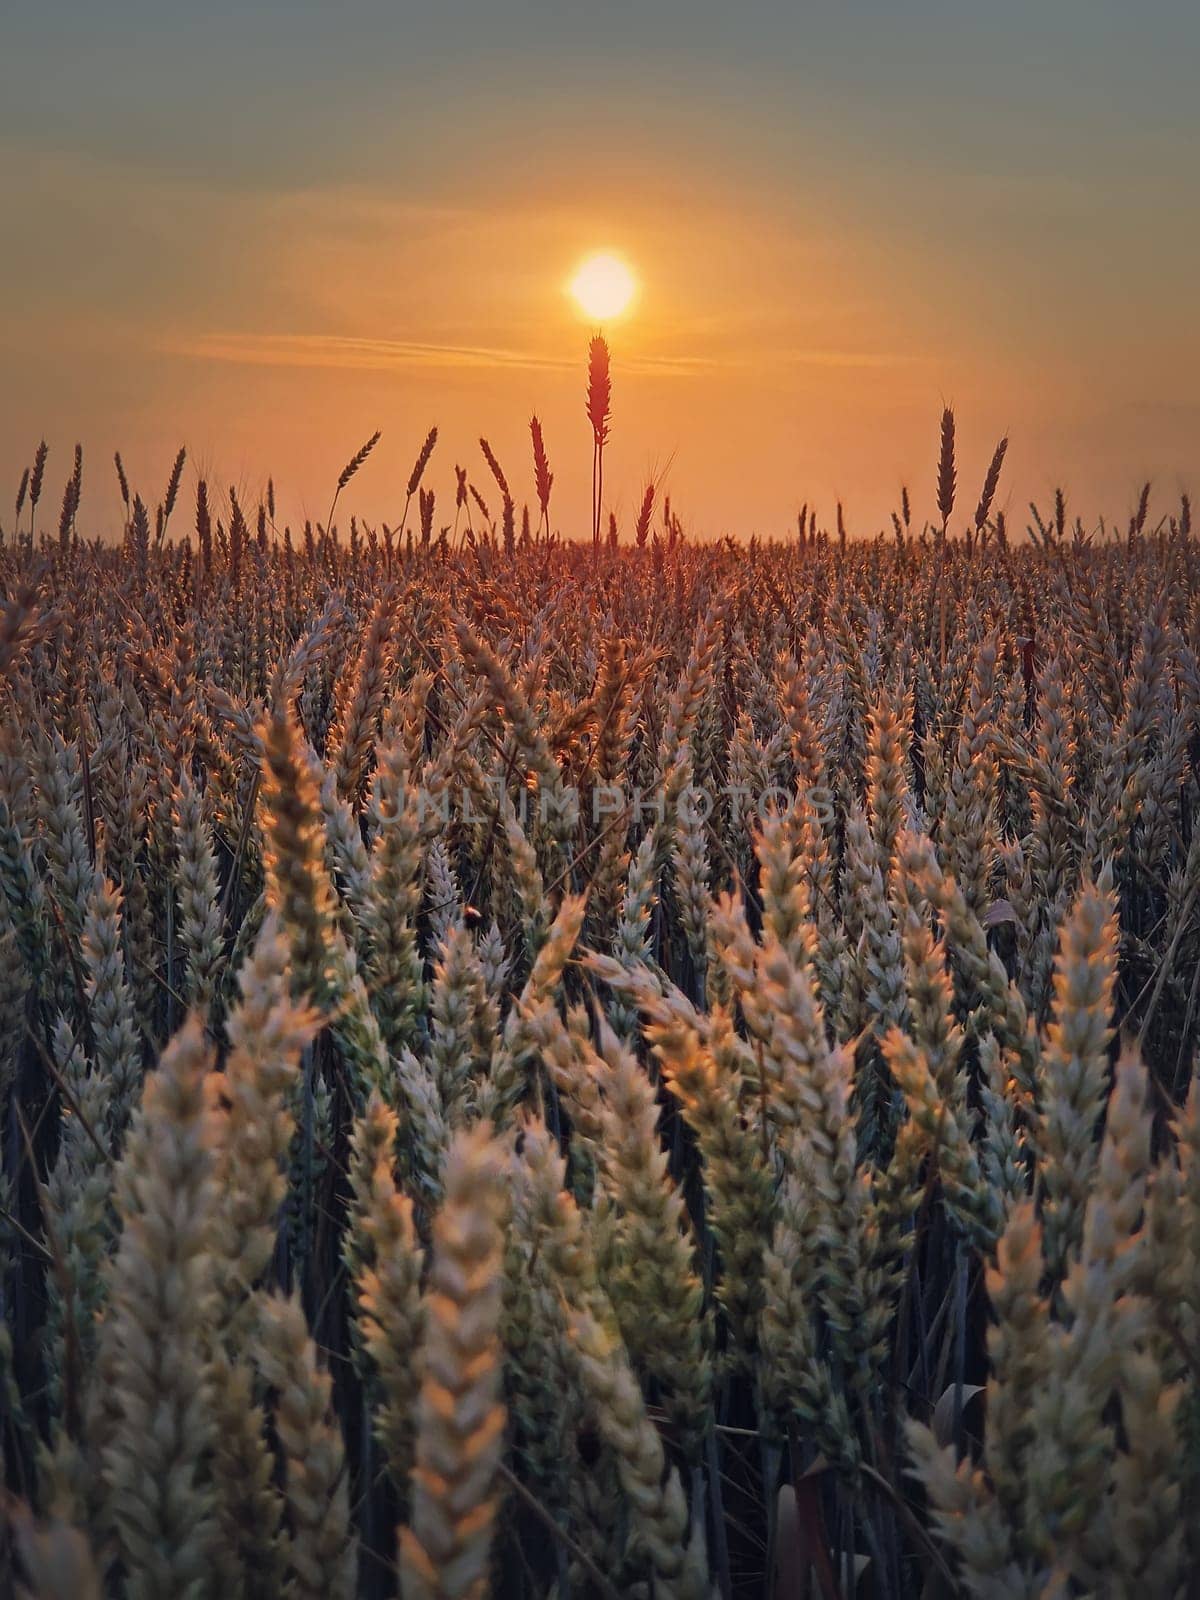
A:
[166, 331, 578, 374]
[164, 329, 905, 377]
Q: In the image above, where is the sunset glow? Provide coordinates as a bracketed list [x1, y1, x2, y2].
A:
[2, 4, 1197, 537]
[568, 252, 637, 322]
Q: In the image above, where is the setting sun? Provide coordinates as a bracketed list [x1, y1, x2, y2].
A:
[568, 251, 637, 321]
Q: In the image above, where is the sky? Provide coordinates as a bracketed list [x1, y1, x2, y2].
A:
[2, 1, 1197, 541]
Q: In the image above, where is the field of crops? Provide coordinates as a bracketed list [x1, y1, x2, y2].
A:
[0, 445, 1197, 1599]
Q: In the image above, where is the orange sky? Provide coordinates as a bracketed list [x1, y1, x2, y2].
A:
[2, 4, 1197, 540]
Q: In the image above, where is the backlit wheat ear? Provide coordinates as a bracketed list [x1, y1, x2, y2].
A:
[326, 427, 381, 535]
[478, 437, 509, 498]
[567, 1301, 711, 1599]
[210, 915, 321, 1329]
[207, 1349, 289, 1596]
[258, 700, 392, 1093]
[255, 1291, 357, 1600]
[360, 732, 427, 1055]
[644, 999, 775, 1363]
[0, 579, 44, 685]
[1011, 1045, 1161, 1584]
[428, 921, 492, 1122]
[899, 828, 1039, 1105]
[329, 591, 395, 807]
[14, 464, 30, 524]
[57, 445, 82, 552]
[80, 865, 141, 1141]
[481, 889, 589, 1129]
[399, 426, 438, 536]
[35, 731, 92, 961]
[28, 438, 48, 534]
[529, 414, 553, 535]
[1037, 876, 1119, 1282]
[453, 617, 579, 846]
[587, 333, 612, 552]
[96, 1015, 221, 1600]
[172, 771, 224, 1018]
[194, 477, 213, 574]
[903, 1419, 1015, 1589]
[981, 1199, 1049, 1519]
[399, 1122, 508, 1600]
[346, 1091, 425, 1499]
[883, 1024, 1002, 1248]
[865, 678, 911, 864]
[258, 700, 339, 1004]
[974, 436, 1008, 532]
[407, 426, 438, 497]
[111, 451, 128, 512]
[591, 1018, 712, 1455]
[338, 429, 382, 490]
[936, 405, 956, 531]
[160, 446, 186, 541]
[761, 1161, 862, 1473]
[633, 480, 656, 549]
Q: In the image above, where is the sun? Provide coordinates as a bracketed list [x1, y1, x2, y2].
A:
[568, 251, 637, 321]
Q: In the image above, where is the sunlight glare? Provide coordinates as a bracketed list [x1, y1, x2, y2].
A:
[568, 252, 637, 321]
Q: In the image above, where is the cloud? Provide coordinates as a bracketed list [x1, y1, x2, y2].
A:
[165, 330, 574, 374]
[162, 328, 902, 378]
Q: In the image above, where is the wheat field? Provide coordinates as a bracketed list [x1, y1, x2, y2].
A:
[0, 422, 1197, 1600]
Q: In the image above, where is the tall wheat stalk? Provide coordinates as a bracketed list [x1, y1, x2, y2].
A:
[586, 334, 611, 554]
